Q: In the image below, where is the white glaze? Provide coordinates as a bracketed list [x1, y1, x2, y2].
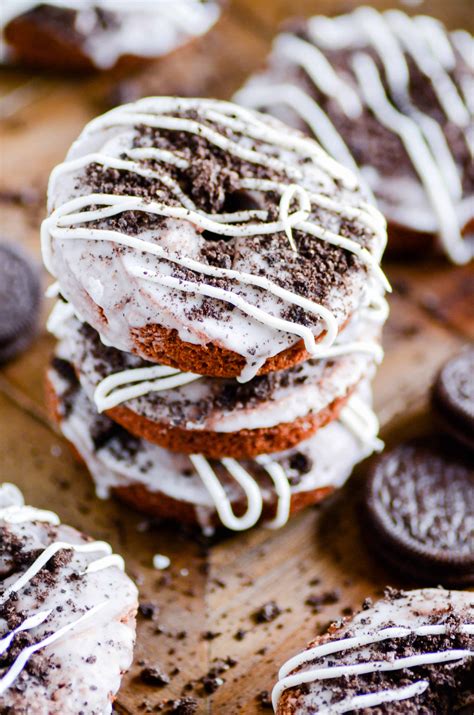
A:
[0, 484, 137, 713]
[273, 588, 474, 713]
[235, 9, 474, 264]
[1, 0, 220, 69]
[49, 363, 380, 533]
[52, 302, 384, 432]
[42, 97, 388, 381]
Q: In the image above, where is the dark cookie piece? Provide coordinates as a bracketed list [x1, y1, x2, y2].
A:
[432, 348, 474, 452]
[0, 242, 41, 364]
[364, 439, 474, 586]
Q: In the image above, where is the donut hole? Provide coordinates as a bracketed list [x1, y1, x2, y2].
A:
[202, 189, 265, 242]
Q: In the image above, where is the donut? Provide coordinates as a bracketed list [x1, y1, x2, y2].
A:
[432, 347, 474, 452]
[274, 588, 474, 714]
[46, 357, 382, 533]
[363, 438, 474, 587]
[41, 96, 389, 382]
[2, 0, 220, 72]
[0, 482, 137, 713]
[0, 242, 41, 365]
[235, 8, 474, 264]
[47, 299, 384, 459]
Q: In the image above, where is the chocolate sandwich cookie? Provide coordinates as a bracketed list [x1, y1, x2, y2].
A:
[46, 357, 382, 533]
[274, 588, 474, 714]
[364, 439, 474, 587]
[42, 96, 388, 382]
[0, 482, 137, 713]
[49, 303, 383, 458]
[236, 8, 474, 264]
[432, 348, 474, 452]
[0, 242, 41, 365]
[2, 0, 220, 72]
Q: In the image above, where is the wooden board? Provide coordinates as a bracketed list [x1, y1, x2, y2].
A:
[0, 2, 472, 713]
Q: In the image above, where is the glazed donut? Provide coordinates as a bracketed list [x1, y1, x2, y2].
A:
[42, 97, 388, 382]
[274, 588, 474, 714]
[48, 298, 384, 458]
[2, 0, 220, 72]
[235, 8, 474, 264]
[0, 482, 137, 713]
[47, 357, 382, 533]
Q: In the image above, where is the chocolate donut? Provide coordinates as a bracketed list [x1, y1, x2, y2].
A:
[41, 97, 388, 381]
[236, 8, 474, 264]
[432, 347, 474, 452]
[2, 1, 220, 72]
[364, 439, 474, 587]
[274, 588, 474, 714]
[0, 482, 137, 713]
[47, 357, 382, 533]
[48, 300, 384, 458]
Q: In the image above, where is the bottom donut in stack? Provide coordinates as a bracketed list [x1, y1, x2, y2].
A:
[46, 300, 384, 533]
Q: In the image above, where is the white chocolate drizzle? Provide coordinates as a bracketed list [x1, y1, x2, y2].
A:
[42, 97, 388, 381]
[235, 9, 473, 264]
[273, 620, 474, 710]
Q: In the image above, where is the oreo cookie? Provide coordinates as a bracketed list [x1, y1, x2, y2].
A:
[364, 439, 474, 586]
[0, 242, 41, 364]
[432, 348, 474, 452]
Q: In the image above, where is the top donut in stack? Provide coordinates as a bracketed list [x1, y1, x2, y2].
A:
[43, 97, 389, 532]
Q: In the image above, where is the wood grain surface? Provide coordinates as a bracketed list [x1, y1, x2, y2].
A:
[0, 1, 472, 713]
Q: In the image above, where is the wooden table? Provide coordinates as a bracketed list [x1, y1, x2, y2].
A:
[0, 1, 472, 712]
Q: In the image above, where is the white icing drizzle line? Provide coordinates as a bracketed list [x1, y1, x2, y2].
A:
[272, 622, 474, 710]
[338, 394, 384, 451]
[237, 10, 473, 264]
[94, 364, 201, 412]
[189, 455, 263, 531]
[0, 483, 60, 526]
[0, 540, 124, 605]
[42, 97, 389, 377]
[187, 393, 380, 531]
[0, 609, 53, 656]
[0, 601, 108, 696]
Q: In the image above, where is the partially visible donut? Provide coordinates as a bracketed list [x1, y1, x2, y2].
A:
[0, 482, 138, 713]
[235, 8, 474, 264]
[274, 588, 474, 714]
[41, 97, 388, 381]
[2, 1, 221, 72]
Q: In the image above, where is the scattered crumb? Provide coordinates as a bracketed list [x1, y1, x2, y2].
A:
[153, 554, 171, 570]
[253, 601, 282, 624]
[139, 665, 171, 687]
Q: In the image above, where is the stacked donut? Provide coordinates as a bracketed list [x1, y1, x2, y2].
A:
[42, 97, 389, 533]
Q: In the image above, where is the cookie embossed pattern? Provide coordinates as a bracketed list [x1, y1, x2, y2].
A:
[43, 96, 389, 533]
[0, 483, 138, 714]
[236, 7, 474, 264]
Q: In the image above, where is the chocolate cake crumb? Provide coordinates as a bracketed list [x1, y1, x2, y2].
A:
[234, 628, 247, 641]
[140, 666, 171, 687]
[166, 697, 198, 715]
[257, 690, 273, 709]
[253, 601, 282, 624]
[138, 602, 158, 620]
